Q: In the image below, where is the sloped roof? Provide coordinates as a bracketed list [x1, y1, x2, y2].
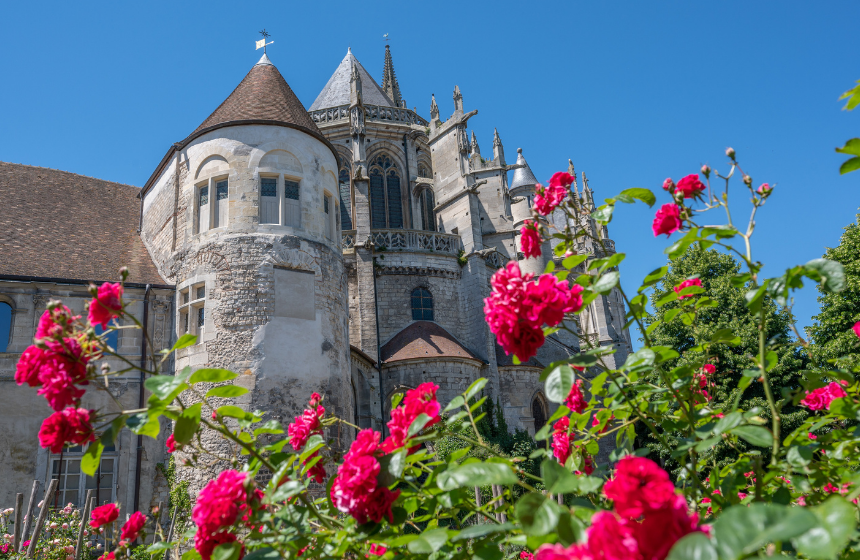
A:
[495, 342, 544, 369]
[309, 49, 395, 111]
[0, 162, 167, 286]
[381, 321, 482, 364]
[192, 54, 321, 135]
[509, 148, 540, 191]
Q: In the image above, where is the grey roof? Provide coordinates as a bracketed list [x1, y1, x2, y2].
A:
[509, 148, 539, 191]
[309, 49, 395, 110]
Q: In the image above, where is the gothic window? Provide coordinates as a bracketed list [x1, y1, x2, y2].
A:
[369, 154, 403, 229]
[532, 394, 548, 443]
[197, 184, 209, 234]
[0, 301, 11, 352]
[51, 444, 116, 508]
[178, 283, 205, 338]
[411, 287, 433, 321]
[419, 189, 436, 232]
[339, 168, 353, 230]
[324, 193, 334, 240]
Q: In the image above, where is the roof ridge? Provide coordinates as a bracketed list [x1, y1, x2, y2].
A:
[0, 161, 139, 190]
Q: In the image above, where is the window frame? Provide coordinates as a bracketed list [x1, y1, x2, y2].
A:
[338, 167, 353, 230]
[0, 298, 13, 353]
[195, 175, 229, 233]
[178, 282, 206, 338]
[50, 445, 118, 509]
[256, 173, 302, 229]
[418, 188, 436, 232]
[368, 154, 404, 229]
[410, 287, 434, 321]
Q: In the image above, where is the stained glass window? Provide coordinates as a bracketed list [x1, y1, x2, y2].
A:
[199, 186, 209, 206]
[216, 180, 228, 200]
[369, 155, 403, 229]
[339, 169, 352, 230]
[369, 169, 386, 229]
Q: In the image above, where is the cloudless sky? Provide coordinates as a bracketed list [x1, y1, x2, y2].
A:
[1, 1, 858, 345]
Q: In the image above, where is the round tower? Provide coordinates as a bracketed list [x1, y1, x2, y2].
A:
[140, 53, 351, 491]
[509, 148, 551, 275]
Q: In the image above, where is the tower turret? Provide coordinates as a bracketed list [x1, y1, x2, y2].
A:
[492, 128, 505, 165]
[381, 44, 404, 108]
[509, 148, 551, 275]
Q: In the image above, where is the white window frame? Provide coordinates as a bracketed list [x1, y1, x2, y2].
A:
[196, 176, 229, 233]
[178, 282, 206, 338]
[50, 445, 118, 509]
[257, 173, 302, 229]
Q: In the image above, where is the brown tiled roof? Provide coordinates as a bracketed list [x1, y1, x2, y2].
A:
[495, 343, 544, 368]
[0, 162, 167, 286]
[192, 57, 321, 136]
[381, 321, 482, 364]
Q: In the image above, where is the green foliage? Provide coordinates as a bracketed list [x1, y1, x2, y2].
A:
[156, 455, 191, 537]
[643, 247, 809, 471]
[807, 212, 860, 368]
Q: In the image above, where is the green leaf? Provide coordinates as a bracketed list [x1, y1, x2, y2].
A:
[126, 412, 160, 438]
[712, 503, 817, 560]
[81, 440, 104, 476]
[443, 395, 465, 413]
[145, 374, 188, 401]
[835, 137, 860, 155]
[667, 532, 717, 560]
[591, 205, 613, 224]
[145, 542, 175, 553]
[174, 403, 202, 444]
[786, 445, 813, 468]
[407, 528, 449, 554]
[452, 523, 514, 542]
[541, 459, 572, 493]
[729, 425, 773, 448]
[268, 480, 304, 503]
[253, 420, 284, 436]
[642, 266, 669, 287]
[618, 187, 656, 207]
[514, 493, 561, 536]
[169, 333, 198, 352]
[437, 462, 517, 491]
[216, 405, 248, 419]
[592, 271, 620, 293]
[181, 550, 202, 560]
[213, 541, 242, 560]
[562, 254, 588, 270]
[189, 368, 238, 384]
[804, 259, 846, 293]
[544, 365, 574, 403]
[242, 549, 280, 560]
[408, 413, 433, 437]
[709, 328, 741, 346]
[840, 156, 860, 174]
[205, 385, 249, 398]
[378, 449, 407, 487]
[793, 496, 856, 559]
[464, 378, 488, 402]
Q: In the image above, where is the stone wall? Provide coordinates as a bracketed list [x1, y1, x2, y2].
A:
[381, 359, 483, 411]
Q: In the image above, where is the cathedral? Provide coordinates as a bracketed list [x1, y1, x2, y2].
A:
[0, 45, 631, 511]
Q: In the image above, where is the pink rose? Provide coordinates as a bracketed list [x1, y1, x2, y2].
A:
[39, 408, 96, 454]
[88, 282, 123, 329]
[674, 278, 702, 299]
[801, 382, 847, 411]
[15, 346, 45, 387]
[120, 511, 146, 542]
[603, 456, 677, 518]
[662, 178, 675, 191]
[90, 504, 119, 528]
[652, 204, 682, 237]
[757, 183, 772, 195]
[520, 220, 542, 259]
[702, 364, 716, 375]
[853, 321, 860, 339]
[675, 174, 705, 198]
[564, 381, 587, 414]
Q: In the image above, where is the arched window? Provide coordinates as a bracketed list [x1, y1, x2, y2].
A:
[532, 394, 548, 440]
[339, 168, 353, 230]
[0, 301, 11, 352]
[369, 155, 403, 229]
[418, 189, 436, 232]
[411, 288, 433, 321]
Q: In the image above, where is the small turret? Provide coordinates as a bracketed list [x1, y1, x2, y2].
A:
[493, 128, 505, 165]
[430, 94, 439, 121]
[381, 44, 405, 108]
[453, 85, 463, 114]
[470, 130, 481, 158]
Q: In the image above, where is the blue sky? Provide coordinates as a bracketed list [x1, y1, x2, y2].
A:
[1, 1, 858, 345]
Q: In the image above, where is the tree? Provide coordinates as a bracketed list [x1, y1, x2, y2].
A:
[641, 247, 808, 471]
[806, 212, 860, 368]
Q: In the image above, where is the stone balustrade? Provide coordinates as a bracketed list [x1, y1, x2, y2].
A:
[341, 229, 461, 256]
[309, 104, 429, 127]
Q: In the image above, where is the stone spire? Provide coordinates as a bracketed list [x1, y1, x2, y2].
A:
[492, 128, 505, 164]
[470, 131, 481, 157]
[350, 61, 363, 107]
[381, 44, 404, 108]
[453, 85, 463, 114]
[430, 94, 439, 120]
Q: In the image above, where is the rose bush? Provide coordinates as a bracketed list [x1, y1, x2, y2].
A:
[14, 148, 860, 560]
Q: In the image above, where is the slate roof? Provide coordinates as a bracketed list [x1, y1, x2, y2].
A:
[309, 49, 395, 111]
[509, 148, 540, 191]
[192, 54, 321, 135]
[494, 342, 544, 369]
[381, 321, 482, 364]
[0, 162, 167, 286]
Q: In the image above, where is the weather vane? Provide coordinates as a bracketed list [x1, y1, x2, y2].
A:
[256, 29, 274, 54]
[383, 33, 390, 43]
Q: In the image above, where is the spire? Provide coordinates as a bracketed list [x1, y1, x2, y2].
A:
[381, 44, 404, 108]
[493, 128, 505, 164]
[430, 94, 439, 120]
[453, 85, 463, 114]
[470, 131, 481, 157]
[509, 148, 539, 193]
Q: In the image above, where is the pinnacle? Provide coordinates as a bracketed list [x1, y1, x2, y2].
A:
[381, 44, 402, 106]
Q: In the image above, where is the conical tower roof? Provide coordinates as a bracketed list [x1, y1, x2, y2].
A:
[309, 48, 395, 110]
[381, 45, 403, 107]
[509, 148, 539, 191]
[191, 54, 320, 136]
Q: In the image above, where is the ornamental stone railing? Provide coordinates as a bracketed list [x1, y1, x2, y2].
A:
[483, 251, 509, 270]
[309, 104, 429, 127]
[371, 229, 461, 256]
[342, 230, 356, 250]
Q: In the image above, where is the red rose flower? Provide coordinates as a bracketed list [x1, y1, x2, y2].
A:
[534, 543, 593, 560]
[89, 282, 124, 329]
[368, 544, 387, 556]
[534, 174, 570, 215]
[520, 552, 534, 560]
[702, 364, 716, 375]
[652, 204, 682, 237]
[675, 174, 705, 198]
[166, 434, 176, 453]
[15, 346, 45, 387]
[331, 429, 400, 525]
[39, 408, 96, 453]
[36, 339, 89, 411]
[98, 553, 116, 560]
[603, 456, 677, 518]
[120, 511, 146, 542]
[801, 382, 848, 411]
[564, 380, 587, 414]
[674, 278, 702, 299]
[662, 178, 675, 191]
[853, 321, 860, 339]
[633, 494, 705, 560]
[195, 531, 243, 560]
[520, 220, 542, 259]
[551, 417, 571, 465]
[549, 172, 575, 189]
[192, 470, 250, 536]
[90, 503, 119, 528]
[35, 306, 78, 340]
[309, 392, 322, 407]
[288, 406, 324, 451]
[585, 511, 639, 560]
[382, 383, 441, 453]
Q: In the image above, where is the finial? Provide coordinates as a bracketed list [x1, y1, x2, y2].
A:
[256, 29, 274, 54]
[470, 130, 480, 156]
[567, 159, 576, 177]
[493, 128, 502, 147]
[517, 148, 522, 154]
[348, 46, 352, 54]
